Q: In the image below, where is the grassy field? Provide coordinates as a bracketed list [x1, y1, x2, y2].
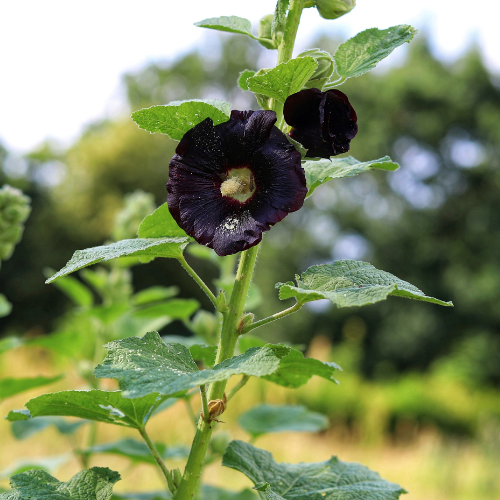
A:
[1, 343, 500, 500]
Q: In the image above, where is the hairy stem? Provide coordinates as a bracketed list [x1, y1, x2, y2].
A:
[199, 384, 210, 423]
[174, 244, 259, 500]
[242, 302, 303, 334]
[177, 255, 217, 307]
[139, 426, 175, 493]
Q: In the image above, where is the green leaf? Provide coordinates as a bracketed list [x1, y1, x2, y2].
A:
[238, 70, 256, 91]
[94, 331, 289, 399]
[303, 156, 400, 197]
[132, 286, 179, 305]
[0, 454, 71, 480]
[84, 438, 188, 465]
[132, 299, 199, 321]
[0, 294, 12, 318]
[0, 467, 120, 500]
[263, 348, 341, 388]
[45, 272, 94, 307]
[334, 25, 417, 80]
[112, 493, 171, 500]
[14, 390, 167, 429]
[46, 237, 190, 283]
[0, 375, 63, 400]
[137, 202, 187, 239]
[202, 485, 257, 500]
[194, 16, 256, 38]
[277, 260, 453, 307]
[132, 99, 231, 140]
[10, 416, 87, 440]
[29, 330, 92, 359]
[223, 440, 407, 500]
[238, 404, 328, 438]
[246, 57, 318, 103]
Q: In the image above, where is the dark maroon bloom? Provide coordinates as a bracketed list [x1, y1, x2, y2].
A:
[167, 110, 307, 256]
[284, 88, 358, 158]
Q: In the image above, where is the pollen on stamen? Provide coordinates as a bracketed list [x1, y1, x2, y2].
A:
[220, 177, 246, 197]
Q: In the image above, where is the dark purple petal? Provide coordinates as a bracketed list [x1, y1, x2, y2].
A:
[283, 88, 358, 158]
[167, 110, 307, 256]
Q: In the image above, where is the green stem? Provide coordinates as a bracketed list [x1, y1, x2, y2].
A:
[242, 302, 303, 334]
[226, 375, 250, 402]
[138, 426, 175, 494]
[199, 384, 210, 423]
[178, 255, 217, 307]
[174, 245, 260, 500]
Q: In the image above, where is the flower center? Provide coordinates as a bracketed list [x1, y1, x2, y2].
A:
[220, 168, 256, 202]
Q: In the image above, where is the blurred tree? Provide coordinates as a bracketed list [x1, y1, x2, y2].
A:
[1, 34, 500, 387]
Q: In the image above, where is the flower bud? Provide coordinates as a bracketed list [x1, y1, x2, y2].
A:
[298, 48, 334, 89]
[0, 185, 31, 262]
[112, 190, 156, 242]
[258, 14, 276, 50]
[210, 432, 230, 455]
[171, 468, 182, 490]
[315, 0, 356, 20]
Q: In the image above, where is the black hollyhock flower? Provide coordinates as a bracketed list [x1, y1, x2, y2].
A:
[167, 110, 307, 256]
[283, 88, 358, 158]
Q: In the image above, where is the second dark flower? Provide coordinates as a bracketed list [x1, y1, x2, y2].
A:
[167, 110, 307, 256]
[284, 88, 358, 159]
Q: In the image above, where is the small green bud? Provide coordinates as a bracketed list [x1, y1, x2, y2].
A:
[238, 312, 255, 334]
[315, 0, 356, 20]
[0, 185, 31, 262]
[171, 468, 182, 490]
[258, 14, 276, 50]
[210, 432, 230, 455]
[190, 310, 219, 343]
[298, 48, 335, 89]
[112, 190, 156, 241]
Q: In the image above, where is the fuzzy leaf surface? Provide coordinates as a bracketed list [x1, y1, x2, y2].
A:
[303, 156, 399, 196]
[94, 331, 289, 399]
[84, 438, 188, 464]
[46, 237, 190, 283]
[194, 16, 255, 37]
[132, 99, 230, 140]
[223, 440, 407, 500]
[238, 404, 328, 438]
[277, 260, 453, 307]
[247, 57, 318, 103]
[334, 25, 417, 80]
[137, 202, 187, 239]
[0, 375, 63, 400]
[0, 467, 120, 500]
[15, 390, 166, 429]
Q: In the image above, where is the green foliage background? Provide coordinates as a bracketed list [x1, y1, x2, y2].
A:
[1, 33, 499, 391]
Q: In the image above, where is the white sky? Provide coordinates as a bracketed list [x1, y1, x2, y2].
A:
[0, 0, 497, 154]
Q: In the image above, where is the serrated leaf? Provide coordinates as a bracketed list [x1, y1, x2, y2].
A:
[264, 348, 341, 388]
[84, 438, 188, 465]
[238, 404, 328, 438]
[335, 25, 417, 80]
[94, 331, 290, 399]
[223, 440, 407, 500]
[13, 390, 167, 429]
[247, 57, 318, 103]
[132, 99, 230, 140]
[11, 416, 87, 440]
[0, 294, 12, 318]
[0, 467, 120, 500]
[137, 203, 187, 239]
[277, 260, 453, 307]
[303, 156, 399, 197]
[132, 286, 179, 305]
[0, 375, 63, 400]
[46, 237, 190, 283]
[202, 485, 257, 500]
[194, 16, 256, 38]
[238, 70, 256, 91]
